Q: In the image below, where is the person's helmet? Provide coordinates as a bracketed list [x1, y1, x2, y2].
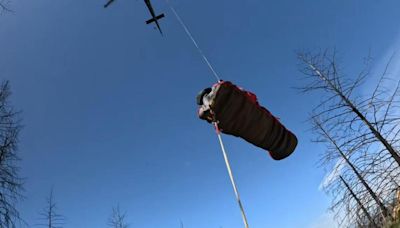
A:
[196, 87, 212, 105]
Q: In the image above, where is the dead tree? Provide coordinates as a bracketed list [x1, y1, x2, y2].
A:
[38, 189, 64, 228]
[0, 81, 23, 227]
[298, 50, 400, 167]
[108, 206, 129, 228]
[339, 175, 377, 227]
[298, 50, 400, 226]
[0, 0, 11, 13]
[322, 158, 378, 227]
[314, 117, 390, 220]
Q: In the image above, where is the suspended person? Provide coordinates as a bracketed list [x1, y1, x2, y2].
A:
[196, 81, 298, 160]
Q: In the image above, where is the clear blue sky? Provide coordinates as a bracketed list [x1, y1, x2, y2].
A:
[1, 0, 400, 227]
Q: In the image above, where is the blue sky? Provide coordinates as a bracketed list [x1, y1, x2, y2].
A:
[1, 0, 400, 227]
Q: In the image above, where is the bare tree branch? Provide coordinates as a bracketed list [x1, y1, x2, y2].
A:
[108, 205, 129, 228]
[0, 81, 23, 228]
[37, 189, 65, 228]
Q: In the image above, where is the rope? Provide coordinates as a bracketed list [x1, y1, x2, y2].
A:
[165, 0, 221, 82]
[165, 1, 249, 226]
[214, 123, 250, 228]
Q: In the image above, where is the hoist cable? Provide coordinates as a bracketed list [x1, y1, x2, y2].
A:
[165, 2, 249, 227]
[165, 0, 221, 82]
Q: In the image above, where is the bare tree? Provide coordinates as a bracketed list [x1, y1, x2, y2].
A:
[0, 81, 23, 227]
[298, 50, 400, 227]
[299, 50, 400, 166]
[0, 0, 12, 13]
[108, 205, 129, 228]
[314, 117, 390, 221]
[339, 175, 377, 227]
[321, 158, 379, 227]
[38, 189, 65, 228]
